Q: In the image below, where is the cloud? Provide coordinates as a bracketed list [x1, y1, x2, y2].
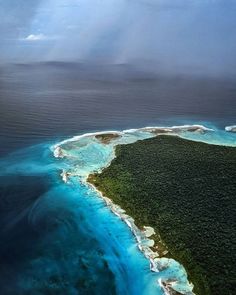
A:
[22, 33, 59, 42]
[24, 33, 46, 41]
[0, 0, 42, 38]
[1, 0, 236, 77]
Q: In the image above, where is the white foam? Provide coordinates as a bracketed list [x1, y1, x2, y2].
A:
[53, 124, 214, 152]
[168, 124, 214, 131]
[140, 124, 214, 132]
[53, 130, 123, 149]
[87, 181, 195, 295]
[225, 125, 236, 132]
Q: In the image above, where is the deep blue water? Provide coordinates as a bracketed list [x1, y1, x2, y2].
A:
[0, 146, 118, 295]
[0, 63, 235, 294]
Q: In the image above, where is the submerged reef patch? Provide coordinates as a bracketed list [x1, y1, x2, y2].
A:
[95, 133, 121, 144]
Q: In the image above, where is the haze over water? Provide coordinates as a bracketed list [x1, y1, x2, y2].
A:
[1, 63, 236, 155]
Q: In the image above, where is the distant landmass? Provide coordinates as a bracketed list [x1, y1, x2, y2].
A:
[89, 135, 236, 295]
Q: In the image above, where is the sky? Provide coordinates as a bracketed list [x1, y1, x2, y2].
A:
[0, 0, 236, 76]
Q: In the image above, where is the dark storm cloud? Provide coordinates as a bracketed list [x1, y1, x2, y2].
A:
[0, 0, 236, 77]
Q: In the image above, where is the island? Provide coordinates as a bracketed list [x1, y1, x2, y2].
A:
[88, 135, 236, 295]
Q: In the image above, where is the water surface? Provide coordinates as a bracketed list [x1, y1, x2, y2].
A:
[0, 64, 235, 294]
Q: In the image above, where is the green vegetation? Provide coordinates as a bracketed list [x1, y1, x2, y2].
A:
[88, 135, 236, 295]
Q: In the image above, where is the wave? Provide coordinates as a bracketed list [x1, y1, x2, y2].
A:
[53, 124, 214, 158]
[225, 125, 236, 132]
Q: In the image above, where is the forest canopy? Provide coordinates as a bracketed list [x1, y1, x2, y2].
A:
[89, 135, 236, 295]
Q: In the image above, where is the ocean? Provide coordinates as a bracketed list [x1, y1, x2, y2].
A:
[0, 63, 235, 295]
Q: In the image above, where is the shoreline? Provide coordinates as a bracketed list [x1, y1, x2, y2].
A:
[87, 173, 194, 295]
[52, 124, 213, 153]
[53, 123, 235, 295]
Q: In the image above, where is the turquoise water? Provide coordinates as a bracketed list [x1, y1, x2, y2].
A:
[0, 143, 162, 294]
[0, 124, 235, 295]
